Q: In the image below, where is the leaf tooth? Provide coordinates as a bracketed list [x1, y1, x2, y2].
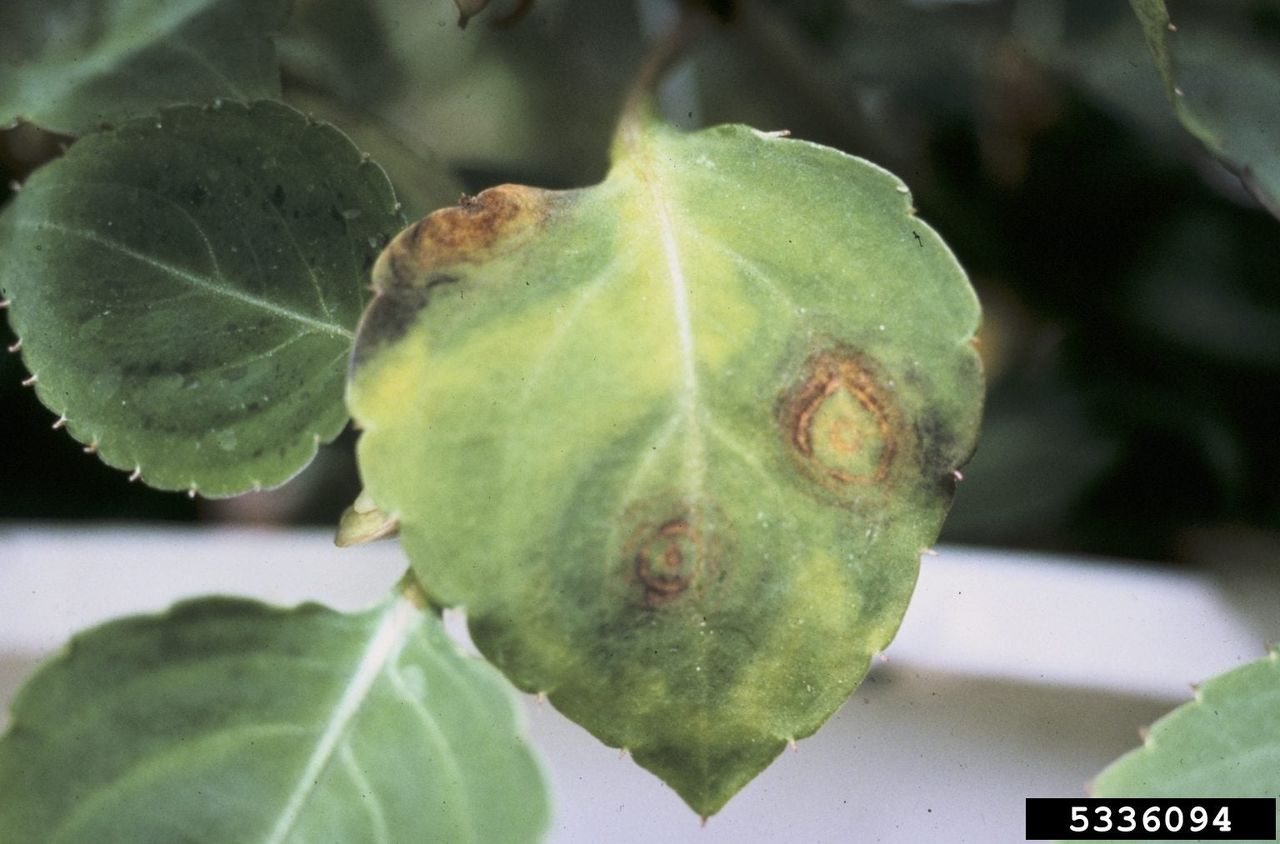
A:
[952, 469, 965, 482]
[0, 298, 9, 309]
[7, 179, 19, 193]
[921, 547, 940, 557]
[787, 738, 798, 753]
[83, 439, 99, 454]
[20, 373, 37, 387]
[128, 466, 142, 482]
[6, 338, 20, 353]
[52, 414, 67, 430]
[187, 483, 199, 499]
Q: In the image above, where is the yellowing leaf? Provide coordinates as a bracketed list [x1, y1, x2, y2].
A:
[348, 117, 983, 814]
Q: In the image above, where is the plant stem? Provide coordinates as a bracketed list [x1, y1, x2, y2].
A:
[616, 5, 712, 152]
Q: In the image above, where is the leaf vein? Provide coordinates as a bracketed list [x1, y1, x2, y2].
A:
[15, 219, 352, 340]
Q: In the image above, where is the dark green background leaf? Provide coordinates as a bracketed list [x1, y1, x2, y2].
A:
[0, 0, 290, 134]
[1131, 0, 1280, 218]
[0, 100, 403, 497]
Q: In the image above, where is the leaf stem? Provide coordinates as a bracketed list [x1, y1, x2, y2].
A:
[616, 5, 711, 153]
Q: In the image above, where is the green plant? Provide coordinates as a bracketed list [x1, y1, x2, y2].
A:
[2, 0, 1278, 839]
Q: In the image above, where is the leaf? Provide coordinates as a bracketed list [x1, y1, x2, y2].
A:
[348, 116, 983, 814]
[0, 0, 290, 135]
[277, 0, 403, 108]
[1090, 649, 1280, 840]
[0, 100, 403, 497]
[284, 89, 464, 222]
[363, 0, 644, 183]
[1130, 0, 1280, 218]
[0, 594, 550, 843]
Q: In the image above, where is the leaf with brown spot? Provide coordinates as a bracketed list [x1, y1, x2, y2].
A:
[348, 116, 983, 815]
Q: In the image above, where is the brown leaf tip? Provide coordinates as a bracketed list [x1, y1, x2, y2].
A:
[780, 348, 900, 492]
[403, 184, 549, 270]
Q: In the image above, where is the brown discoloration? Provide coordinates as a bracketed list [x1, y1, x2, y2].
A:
[780, 348, 900, 490]
[375, 184, 551, 290]
[635, 519, 700, 605]
[350, 274, 457, 371]
[353, 184, 558, 370]
[624, 503, 725, 608]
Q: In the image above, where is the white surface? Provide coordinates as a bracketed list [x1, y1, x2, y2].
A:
[1, 527, 1274, 843]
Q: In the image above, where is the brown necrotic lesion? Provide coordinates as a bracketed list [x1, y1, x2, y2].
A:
[634, 518, 701, 606]
[623, 501, 727, 609]
[780, 348, 899, 490]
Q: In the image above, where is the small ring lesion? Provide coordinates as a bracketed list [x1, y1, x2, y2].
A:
[622, 499, 726, 609]
[634, 518, 701, 606]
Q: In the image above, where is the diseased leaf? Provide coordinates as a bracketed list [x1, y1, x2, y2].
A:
[348, 116, 983, 814]
[1130, 0, 1280, 218]
[1090, 649, 1280, 841]
[0, 100, 403, 497]
[0, 594, 550, 844]
[0, 0, 290, 135]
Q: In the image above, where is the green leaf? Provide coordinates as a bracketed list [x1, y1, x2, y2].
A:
[0, 0, 290, 135]
[348, 117, 983, 814]
[1130, 0, 1280, 218]
[361, 0, 644, 183]
[0, 594, 550, 843]
[278, 0, 403, 109]
[284, 89, 464, 222]
[0, 100, 403, 497]
[1090, 649, 1280, 841]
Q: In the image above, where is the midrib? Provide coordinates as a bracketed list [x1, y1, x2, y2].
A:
[263, 597, 417, 844]
[639, 149, 707, 495]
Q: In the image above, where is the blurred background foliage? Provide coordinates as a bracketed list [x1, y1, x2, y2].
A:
[2, 0, 1278, 564]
